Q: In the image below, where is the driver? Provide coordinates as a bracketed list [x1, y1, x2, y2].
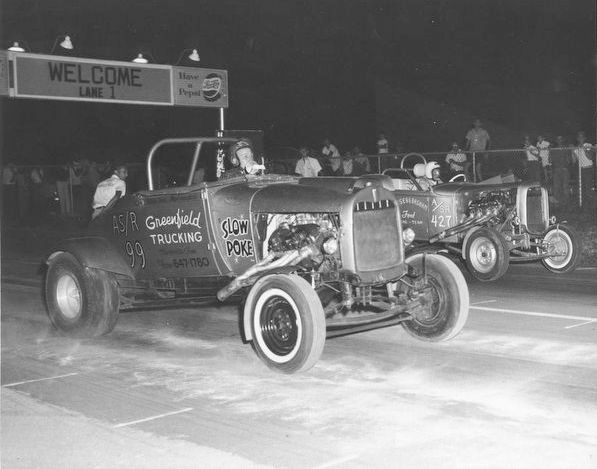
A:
[220, 139, 266, 180]
[415, 161, 443, 190]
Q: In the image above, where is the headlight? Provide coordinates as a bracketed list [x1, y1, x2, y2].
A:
[322, 237, 338, 254]
[403, 227, 415, 246]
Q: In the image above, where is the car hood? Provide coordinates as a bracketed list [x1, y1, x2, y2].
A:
[250, 174, 395, 213]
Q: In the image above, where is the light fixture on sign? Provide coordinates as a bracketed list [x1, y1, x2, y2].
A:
[188, 49, 200, 62]
[132, 53, 149, 64]
[8, 41, 26, 52]
[51, 34, 74, 54]
[176, 48, 201, 66]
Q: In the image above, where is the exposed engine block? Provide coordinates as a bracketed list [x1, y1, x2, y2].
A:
[265, 213, 339, 271]
[467, 191, 514, 222]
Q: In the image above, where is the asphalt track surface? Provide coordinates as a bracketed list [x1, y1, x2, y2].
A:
[2, 261, 596, 468]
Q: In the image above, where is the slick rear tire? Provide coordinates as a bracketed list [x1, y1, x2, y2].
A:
[464, 227, 509, 281]
[401, 253, 469, 341]
[45, 252, 119, 337]
[541, 224, 580, 273]
[248, 274, 325, 374]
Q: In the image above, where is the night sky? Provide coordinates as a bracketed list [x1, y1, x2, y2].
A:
[1, 0, 596, 163]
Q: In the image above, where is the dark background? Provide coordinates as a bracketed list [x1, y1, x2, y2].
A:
[1, 0, 596, 163]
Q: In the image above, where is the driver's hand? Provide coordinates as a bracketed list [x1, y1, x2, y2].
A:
[247, 163, 266, 175]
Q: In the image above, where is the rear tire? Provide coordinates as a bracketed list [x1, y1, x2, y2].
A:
[248, 274, 325, 373]
[464, 227, 509, 281]
[45, 252, 119, 337]
[541, 224, 580, 273]
[401, 253, 469, 341]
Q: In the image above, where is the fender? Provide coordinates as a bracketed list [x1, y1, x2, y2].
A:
[47, 236, 134, 279]
[461, 226, 483, 260]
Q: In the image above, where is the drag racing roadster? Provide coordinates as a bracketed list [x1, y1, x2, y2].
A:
[384, 153, 580, 281]
[44, 137, 469, 373]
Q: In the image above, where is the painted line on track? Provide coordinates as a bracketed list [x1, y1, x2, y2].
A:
[470, 299, 497, 306]
[3, 372, 79, 387]
[314, 454, 361, 469]
[469, 305, 595, 322]
[564, 319, 597, 329]
[114, 407, 194, 428]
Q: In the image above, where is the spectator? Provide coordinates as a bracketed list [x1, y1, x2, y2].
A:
[342, 151, 354, 176]
[376, 132, 389, 154]
[92, 164, 128, 219]
[15, 167, 30, 223]
[550, 136, 572, 209]
[536, 135, 551, 184]
[192, 166, 206, 184]
[324, 154, 343, 176]
[30, 166, 45, 219]
[464, 118, 491, 181]
[352, 146, 370, 175]
[69, 158, 88, 219]
[321, 138, 340, 159]
[572, 131, 595, 212]
[522, 135, 541, 182]
[295, 147, 322, 177]
[2, 163, 17, 221]
[445, 142, 468, 178]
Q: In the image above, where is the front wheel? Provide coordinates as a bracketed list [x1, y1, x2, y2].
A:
[247, 274, 326, 374]
[45, 252, 119, 337]
[464, 227, 510, 281]
[401, 253, 469, 341]
[541, 224, 580, 273]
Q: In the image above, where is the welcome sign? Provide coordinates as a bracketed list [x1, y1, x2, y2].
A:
[3, 51, 229, 108]
[12, 53, 172, 105]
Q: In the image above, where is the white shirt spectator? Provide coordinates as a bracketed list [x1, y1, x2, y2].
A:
[536, 138, 550, 168]
[525, 144, 539, 162]
[295, 156, 322, 177]
[92, 174, 126, 208]
[574, 143, 594, 168]
[376, 136, 389, 154]
[2, 166, 16, 185]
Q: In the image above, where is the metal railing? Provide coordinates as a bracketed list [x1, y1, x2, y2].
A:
[270, 147, 596, 208]
[2, 147, 595, 224]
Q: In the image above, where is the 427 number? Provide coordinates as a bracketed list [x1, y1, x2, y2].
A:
[430, 214, 452, 228]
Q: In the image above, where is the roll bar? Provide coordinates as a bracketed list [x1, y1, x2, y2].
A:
[145, 137, 239, 190]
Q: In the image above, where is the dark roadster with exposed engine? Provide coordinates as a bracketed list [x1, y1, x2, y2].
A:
[44, 138, 469, 373]
[384, 153, 580, 281]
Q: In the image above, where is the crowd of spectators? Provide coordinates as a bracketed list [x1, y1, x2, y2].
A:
[291, 120, 595, 214]
[2, 159, 123, 225]
[3, 123, 595, 225]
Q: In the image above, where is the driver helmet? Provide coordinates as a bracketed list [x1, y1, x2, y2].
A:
[229, 139, 253, 166]
[425, 161, 441, 179]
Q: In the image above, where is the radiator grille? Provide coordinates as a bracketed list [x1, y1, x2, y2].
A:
[526, 187, 547, 233]
[353, 201, 401, 272]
